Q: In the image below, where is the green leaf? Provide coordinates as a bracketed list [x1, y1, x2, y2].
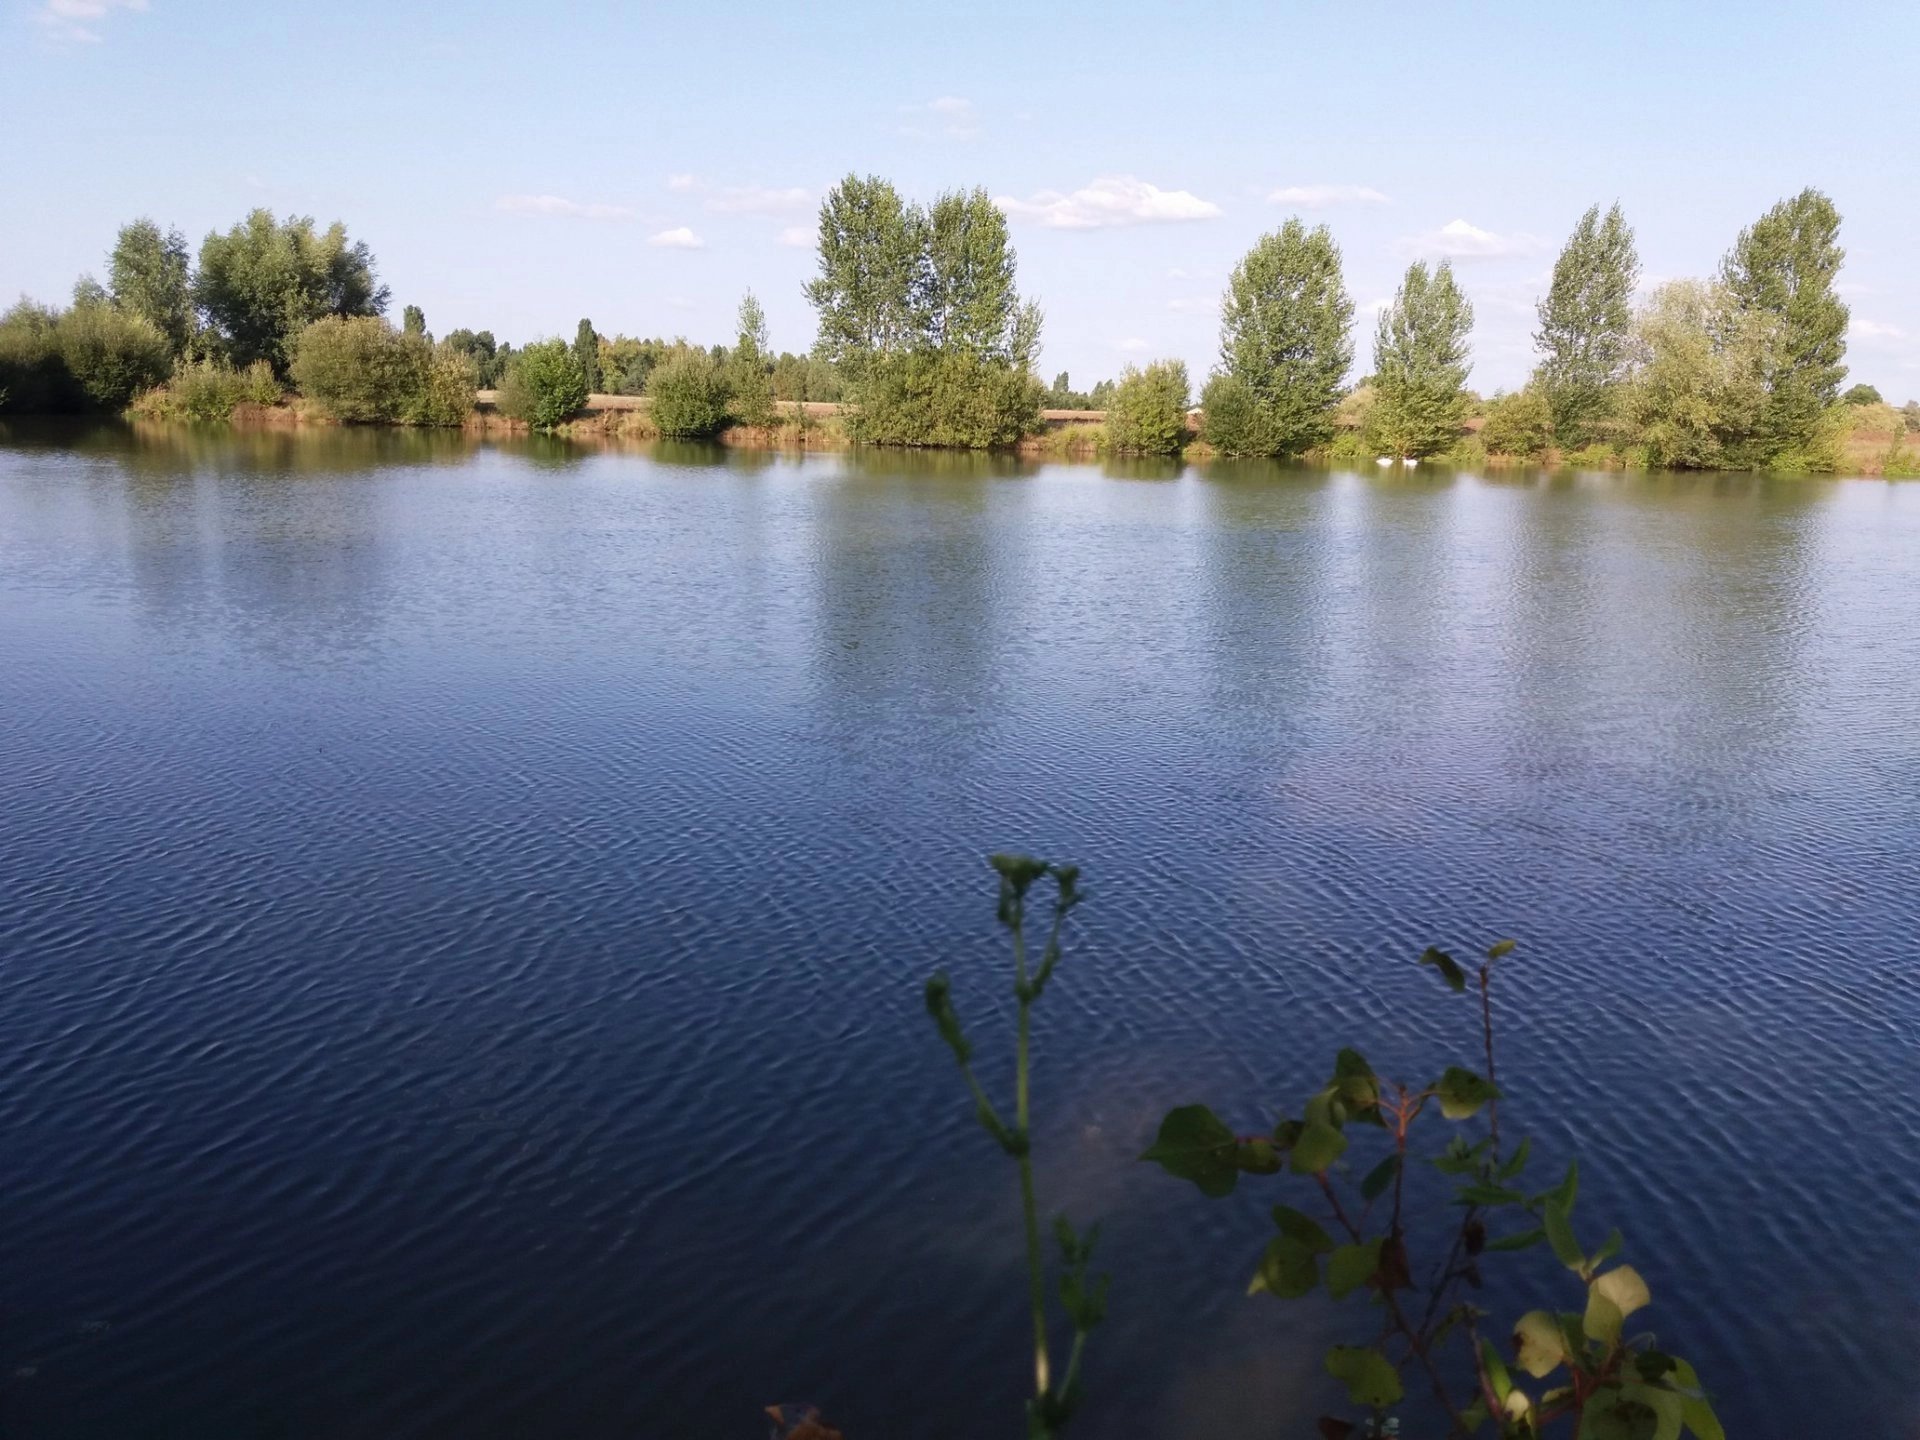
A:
[1433, 1136, 1491, 1175]
[1290, 1120, 1348, 1175]
[1420, 946, 1467, 992]
[1669, 1360, 1724, 1440]
[1545, 1199, 1586, 1271]
[1593, 1265, 1651, 1321]
[1141, 1106, 1240, 1197]
[1496, 1136, 1531, 1180]
[1621, 1383, 1685, 1440]
[1324, 1346, 1403, 1408]
[1543, 1159, 1579, 1212]
[1485, 1227, 1546, 1252]
[1512, 1310, 1567, 1379]
[1326, 1239, 1384, 1299]
[1583, 1285, 1624, 1346]
[1579, 1392, 1659, 1440]
[1360, 1153, 1400, 1201]
[1455, 1182, 1528, 1206]
[1487, 938, 1517, 960]
[1236, 1138, 1281, 1174]
[1272, 1205, 1336, 1254]
[1589, 1229, 1624, 1271]
[1434, 1066, 1500, 1121]
[1332, 1049, 1380, 1109]
[922, 972, 971, 1063]
[1251, 1235, 1319, 1298]
[1479, 1339, 1513, 1403]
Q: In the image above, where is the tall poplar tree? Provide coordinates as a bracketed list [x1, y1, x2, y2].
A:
[805, 175, 923, 377]
[729, 291, 776, 427]
[573, 318, 601, 396]
[1533, 203, 1639, 447]
[913, 188, 1037, 367]
[107, 219, 194, 357]
[1213, 218, 1354, 454]
[1369, 259, 1474, 458]
[1719, 187, 1848, 459]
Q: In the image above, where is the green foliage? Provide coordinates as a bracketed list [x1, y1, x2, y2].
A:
[1215, 219, 1355, 455]
[1368, 259, 1474, 458]
[1199, 371, 1277, 456]
[806, 174, 923, 374]
[1534, 203, 1640, 447]
[0, 298, 170, 412]
[849, 347, 1043, 449]
[292, 316, 422, 422]
[1481, 388, 1555, 460]
[728, 292, 776, 427]
[647, 347, 734, 438]
[771, 351, 843, 404]
[573, 318, 601, 395]
[922, 857, 1099, 1439]
[410, 349, 477, 427]
[914, 188, 1038, 367]
[1720, 188, 1848, 463]
[402, 305, 427, 340]
[498, 338, 589, 430]
[108, 218, 195, 356]
[1103, 359, 1189, 455]
[1143, 937, 1721, 1440]
[1843, 382, 1883, 405]
[1325, 428, 1374, 466]
[194, 208, 389, 375]
[444, 329, 503, 388]
[1624, 280, 1775, 470]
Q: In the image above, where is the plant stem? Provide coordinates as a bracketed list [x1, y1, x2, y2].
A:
[1013, 908, 1050, 1404]
[1478, 962, 1500, 1157]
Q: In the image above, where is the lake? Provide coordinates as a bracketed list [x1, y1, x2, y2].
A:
[1, 420, 1915, 1439]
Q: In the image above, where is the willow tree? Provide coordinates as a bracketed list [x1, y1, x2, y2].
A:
[1368, 259, 1474, 458]
[194, 210, 389, 374]
[1210, 219, 1354, 455]
[107, 219, 194, 356]
[1720, 188, 1848, 461]
[1533, 204, 1639, 447]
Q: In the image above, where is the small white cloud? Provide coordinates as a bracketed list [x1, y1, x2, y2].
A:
[1166, 295, 1213, 314]
[1398, 218, 1544, 260]
[1853, 319, 1906, 340]
[1116, 337, 1151, 353]
[997, 176, 1223, 230]
[778, 225, 814, 248]
[667, 173, 697, 192]
[706, 185, 811, 215]
[1269, 184, 1389, 209]
[496, 194, 634, 220]
[36, 0, 146, 43]
[650, 226, 705, 250]
[900, 96, 979, 139]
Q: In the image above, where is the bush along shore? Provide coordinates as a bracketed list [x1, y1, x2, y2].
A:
[3, 187, 1915, 474]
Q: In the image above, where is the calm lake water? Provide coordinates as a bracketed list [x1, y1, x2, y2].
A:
[1, 421, 1916, 1439]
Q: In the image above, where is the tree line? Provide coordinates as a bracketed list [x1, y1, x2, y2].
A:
[0, 186, 1898, 472]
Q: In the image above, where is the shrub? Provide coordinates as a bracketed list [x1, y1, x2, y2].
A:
[1441, 435, 1489, 468]
[1480, 387, 1554, 460]
[57, 303, 172, 408]
[290, 316, 422, 422]
[131, 359, 245, 421]
[648, 348, 734, 438]
[498, 339, 588, 430]
[1843, 382, 1884, 406]
[1559, 442, 1620, 470]
[849, 350, 1043, 449]
[1104, 359, 1189, 455]
[406, 350, 477, 427]
[0, 301, 74, 412]
[1198, 372, 1275, 456]
[239, 359, 282, 406]
[1325, 430, 1372, 465]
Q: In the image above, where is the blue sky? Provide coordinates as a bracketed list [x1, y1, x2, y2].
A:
[4, 0, 1917, 396]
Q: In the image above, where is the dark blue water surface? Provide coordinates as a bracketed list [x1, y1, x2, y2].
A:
[1, 422, 1916, 1439]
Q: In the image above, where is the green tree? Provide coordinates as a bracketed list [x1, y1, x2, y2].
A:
[194, 209, 389, 375]
[1533, 203, 1640, 447]
[806, 174, 922, 378]
[444, 328, 500, 387]
[728, 292, 776, 427]
[56, 304, 172, 408]
[1480, 388, 1554, 460]
[402, 305, 427, 340]
[497, 338, 587, 430]
[291, 316, 419, 422]
[1721, 188, 1848, 459]
[914, 188, 1037, 367]
[108, 219, 195, 356]
[1843, 382, 1883, 406]
[573, 317, 601, 395]
[1367, 260, 1474, 458]
[850, 348, 1043, 449]
[648, 347, 733, 438]
[1216, 219, 1354, 455]
[1624, 280, 1775, 470]
[1104, 360, 1190, 455]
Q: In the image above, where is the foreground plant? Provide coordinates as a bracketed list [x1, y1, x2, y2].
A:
[1142, 941, 1722, 1439]
[923, 855, 1105, 1438]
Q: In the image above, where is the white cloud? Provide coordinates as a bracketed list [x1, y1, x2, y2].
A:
[36, 0, 146, 43]
[996, 176, 1223, 230]
[1269, 184, 1389, 209]
[649, 227, 705, 250]
[1853, 318, 1906, 340]
[1116, 337, 1151, 353]
[900, 96, 979, 139]
[667, 173, 697, 192]
[496, 194, 634, 220]
[1398, 218, 1544, 260]
[706, 185, 811, 215]
[778, 225, 814, 248]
